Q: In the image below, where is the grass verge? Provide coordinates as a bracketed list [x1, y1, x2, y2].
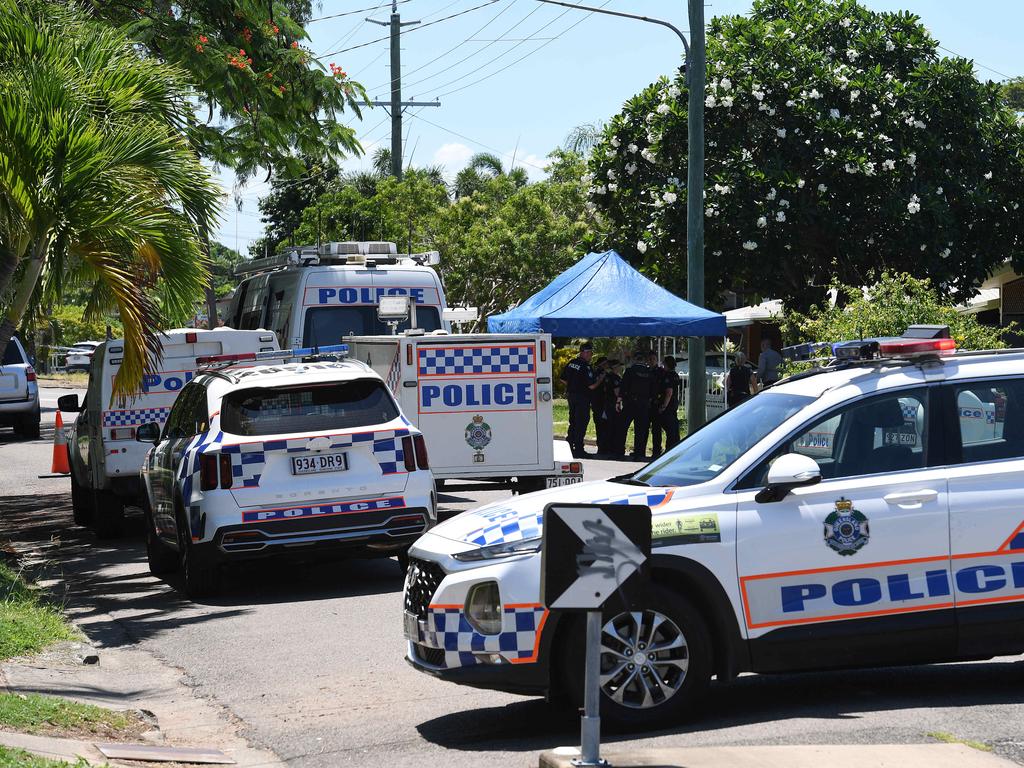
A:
[927, 731, 992, 752]
[0, 692, 145, 741]
[0, 745, 92, 767]
[37, 373, 88, 389]
[552, 398, 686, 453]
[0, 560, 75, 662]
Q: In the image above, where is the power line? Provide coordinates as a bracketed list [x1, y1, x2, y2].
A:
[317, 0, 502, 59]
[936, 44, 1016, 81]
[308, 0, 411, 23]
[407, 112, 547, 171]
[317, 0, 389, 61]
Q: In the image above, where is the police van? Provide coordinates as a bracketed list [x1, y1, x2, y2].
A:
[347, 332, 581, 491]
[62, 329, 279, 537]
[403, 327, 1024, 728]
[226, 241, 450, 349]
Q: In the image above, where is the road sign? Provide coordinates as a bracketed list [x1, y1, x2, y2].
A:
[541, 503, 652, 611]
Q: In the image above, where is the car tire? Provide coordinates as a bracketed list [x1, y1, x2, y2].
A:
[91, 490, 125, 539]
[145, 501, 178, 576]
[177, 505, 219, 598]
[560, 584, 712, 731]
[515, 476, 547, 495]
[70, 471, 94, 527]
[397, 548, 410, 572]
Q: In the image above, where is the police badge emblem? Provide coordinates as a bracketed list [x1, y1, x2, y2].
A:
[823, 498, 869, 556]
[464, 415, 492, 451]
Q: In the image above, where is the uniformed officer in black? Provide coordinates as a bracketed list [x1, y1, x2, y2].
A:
[560, 341, 604, 458]
[648, 351, 667, 458]
[620, 348, 654, 460]
[656, 355, 682, 450]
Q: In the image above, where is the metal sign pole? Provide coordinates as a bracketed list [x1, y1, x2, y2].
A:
[576, 610, 605, 767]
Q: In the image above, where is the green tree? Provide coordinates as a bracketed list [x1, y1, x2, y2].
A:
[453, 152, 529, 199]
[589, 0, 1024, 311]
[781, 272, 1009, 351]
[1001, 77, 1024, 112]
[251, 156, 341, 257]
[209, 242, 245, 297]
[0, 0, 219, 395]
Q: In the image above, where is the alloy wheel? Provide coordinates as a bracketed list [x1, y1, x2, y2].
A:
[599, 609, 689, 709]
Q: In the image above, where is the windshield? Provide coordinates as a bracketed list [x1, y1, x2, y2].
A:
[635, 392, 813, 487]
[220, 380, 399, 436]
[303, 306, 442, 344]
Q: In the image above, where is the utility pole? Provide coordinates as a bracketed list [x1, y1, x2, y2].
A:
[362, 2, 440, 180]
[685, 0, 707, 430]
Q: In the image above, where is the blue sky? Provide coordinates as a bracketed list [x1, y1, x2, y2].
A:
[216, 0, 1024, 255]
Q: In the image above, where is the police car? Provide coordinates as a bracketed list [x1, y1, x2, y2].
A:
[403, 326, 1024, 728]
[137, 344, 436, 597]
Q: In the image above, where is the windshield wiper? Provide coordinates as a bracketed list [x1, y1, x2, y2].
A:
[608, 474, 649, 486]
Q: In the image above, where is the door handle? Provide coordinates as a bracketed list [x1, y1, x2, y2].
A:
[884, 489, 939, 505]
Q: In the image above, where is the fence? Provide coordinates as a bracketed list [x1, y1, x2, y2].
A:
[680, 370, 727, 421]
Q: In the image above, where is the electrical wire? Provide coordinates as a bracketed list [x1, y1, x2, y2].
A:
[317, 0, 389, 62]
[406, 112, 546, 171]
[308, 0, 411, 23]
[936, 44, 1017, 80]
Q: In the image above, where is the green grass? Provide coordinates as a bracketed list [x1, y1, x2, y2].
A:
[0, 745, 93, 768]
[0, 561, 76, 662]
[0, 693, 140, 738]
[927, 731, 992, 752]
[37, 372, 88, 389]
[552, 398, 686, 454]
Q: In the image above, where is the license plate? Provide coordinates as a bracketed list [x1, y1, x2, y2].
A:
[291, 451, 348, 475]
[546, 474, 583, 488]
[403, 611, 420, 641]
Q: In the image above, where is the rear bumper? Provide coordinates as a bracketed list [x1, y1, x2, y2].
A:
[0, 393, 39, 421]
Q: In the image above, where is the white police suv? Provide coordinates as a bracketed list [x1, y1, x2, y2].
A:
[138, 344, 436, 597]
[404, 327, 1024, 728]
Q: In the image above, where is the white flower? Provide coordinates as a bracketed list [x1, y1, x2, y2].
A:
[885, 39, 895, 51]
[845, 163, 858, 174]
[721, 95, 734, 107]
[581, 173, 594, 185]
[846, 48, 859, 61]
[606, 169, 617, 180]
[628, 143, 638, 153]
[637, 240, 648, 254]
[830, 108, 841, 119]
[776, 210, 786, 222]
[705, 95, 717, 108]
[776, 128, 787, 138]
[779, 198, 790, 208]
[818, 183, 828, 192]
[720, 77, 732, 91]
[914, 120, 927, 129]
[742, 241, 758, 251]
[607, 182, 618, 191]
[767, 107, 776, 116]
[839, 17, 851, 28]
[668, 176, 680, 184]
[657, 103, 671, 115]
[663, 191, 678, 204]
[757, 216, 767, 228]
[907, 194, 921, 214]
[940, 247, 951, 258]
[867, 237, 875, 245]
[878, 133, 891, 143]
[882, 159, 896, 171]
[641, 148, 656, 163]
[668, 85, 681, 98]
[984, 171, 993, 179]
[786, 99, 796, 107]
[753, 90, 765, 101]
[936, 186, 943, 195]
[766, 188, 777, 201]
[608, 148, 617, 157]
[808, 88, 822, 99]
[625, 162, 638, 175]
[705, 206, 715, 217]
[713, 183, 732, 194]
[864, 161, 876, 176]
[850, 90, 860, 102]
[653, 198, 664, 208]
[797, 179, 805, 188]
[741, 149, 752, 161]
[907, 152, 917, 167]
[920, 244, 927, 251]
[593, 184, 607, 195]
[610, 136, 620, 148]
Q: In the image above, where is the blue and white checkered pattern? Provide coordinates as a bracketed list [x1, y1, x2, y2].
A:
[416, 605, 547, 668]
[418, 346, 534, 376]
[102, 407, 172, 427]
[460, 491, 671, 546]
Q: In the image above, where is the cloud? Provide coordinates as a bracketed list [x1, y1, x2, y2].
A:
[433, 142, 474, 171]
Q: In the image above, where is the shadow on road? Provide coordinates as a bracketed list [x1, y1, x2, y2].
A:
[416, 658, 1024, 753]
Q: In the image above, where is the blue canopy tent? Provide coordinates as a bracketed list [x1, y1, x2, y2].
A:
[487, 250, 726, 337]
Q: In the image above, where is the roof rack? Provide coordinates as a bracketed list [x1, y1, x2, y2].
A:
[234, 241, 440, 277]
[196, 343, 349, 370]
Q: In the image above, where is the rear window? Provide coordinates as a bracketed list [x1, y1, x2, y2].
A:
[2, 342, 24, 366]
[220, 380, 399, 436]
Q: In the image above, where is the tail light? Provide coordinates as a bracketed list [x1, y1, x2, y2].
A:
[569, 461, 582, 474]
[110, 427, 135, 441]
[406, 344, 414, 366]
[402, 436, 416, 471]
[200, 454, 218, 491]
[219, 453, 233, 489]
[25, 367, 36, 382]
[414, 434, 429, 470]
[540, 340, 547, 362]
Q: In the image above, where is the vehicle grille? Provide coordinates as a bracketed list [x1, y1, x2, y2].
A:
[404, 557, 445, 620]
[414, 644, 446, 666]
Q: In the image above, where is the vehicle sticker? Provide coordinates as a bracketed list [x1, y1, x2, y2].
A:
[464, 415, 492, 451]
[824, 498, 870, 556]
[652, 512, 721, 545]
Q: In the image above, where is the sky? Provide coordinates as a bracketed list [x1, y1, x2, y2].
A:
[214, 0, 1024, 256]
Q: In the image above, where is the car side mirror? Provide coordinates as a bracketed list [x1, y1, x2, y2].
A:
[755, 453, 822, 503]
[136, 421, 161, 444]
[57, 394, 80, 412]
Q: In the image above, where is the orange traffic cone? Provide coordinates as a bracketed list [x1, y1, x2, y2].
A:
[51, 411, 70, 475]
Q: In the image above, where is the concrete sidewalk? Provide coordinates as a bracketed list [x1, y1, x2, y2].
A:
[0, 731, 113, 767]
[541, 743, 1017, 768]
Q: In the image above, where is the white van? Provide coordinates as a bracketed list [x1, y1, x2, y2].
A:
[226, 241, 450, 349]
[63, 328, 279, 537]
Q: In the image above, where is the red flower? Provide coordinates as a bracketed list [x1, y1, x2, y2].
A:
[199, 35, 208, 44]
[291, 40, 298, 49]
[195, 43, 203, 52]
[278, 85, 286, 94]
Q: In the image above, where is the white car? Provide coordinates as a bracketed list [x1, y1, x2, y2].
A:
[65, 340, 102, 371]
[404, 328, 1024, 728]
[138, 345, 436, 597]
[0, 335, 40, 439]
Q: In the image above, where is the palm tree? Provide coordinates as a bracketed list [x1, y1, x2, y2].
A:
[563, 121, 607, 154]
[0, 0, 219, 395]
[452, 152, 529, 199]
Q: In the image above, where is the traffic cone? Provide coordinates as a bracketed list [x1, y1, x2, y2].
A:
[51, 411, 70, 475]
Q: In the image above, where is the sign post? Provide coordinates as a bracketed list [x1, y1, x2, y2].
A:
[541, 503, 652, 767]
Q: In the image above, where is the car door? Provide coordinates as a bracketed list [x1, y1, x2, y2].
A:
[943, 376, 1024, 657]
[734, 386, 954, 672]
[151, 383, 203, 539]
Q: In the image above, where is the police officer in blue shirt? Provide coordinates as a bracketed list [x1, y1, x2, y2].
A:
[560, 341, 605, 458]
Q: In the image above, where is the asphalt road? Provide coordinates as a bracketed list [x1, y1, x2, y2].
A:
[3, 389, 1024, 767]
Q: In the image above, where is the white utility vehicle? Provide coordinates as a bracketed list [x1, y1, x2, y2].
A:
[63, 328, 279, 536]
[0, 335, 40, 439]
[347, 332, 581, 492]
[403, 326, 1024, 729]
[137, 344, 436, 597]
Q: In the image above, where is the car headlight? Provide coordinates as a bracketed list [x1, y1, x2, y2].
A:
[452, 537, 542, 562]
[466, 581, 502, 635]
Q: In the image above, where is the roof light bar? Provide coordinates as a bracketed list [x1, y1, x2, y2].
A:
[196, 344, 349, 369]
[877, 337, 956, 356]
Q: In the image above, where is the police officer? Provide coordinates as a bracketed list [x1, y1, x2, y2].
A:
[590, 356, 609, 454]
[620, 348, 654, 460]
[599, 359, 624, 457]
[648, 351, 667, 458]
[656, 356, 682, 450]
[560, 341, 604, 458]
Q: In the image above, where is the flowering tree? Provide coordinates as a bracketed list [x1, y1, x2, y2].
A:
[587, 0, 1024, 310]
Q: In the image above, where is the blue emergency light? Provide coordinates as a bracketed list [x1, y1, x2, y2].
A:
[197, 344, 349, 368]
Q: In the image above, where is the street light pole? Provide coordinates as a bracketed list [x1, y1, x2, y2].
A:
[535, 0, 708, 430]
